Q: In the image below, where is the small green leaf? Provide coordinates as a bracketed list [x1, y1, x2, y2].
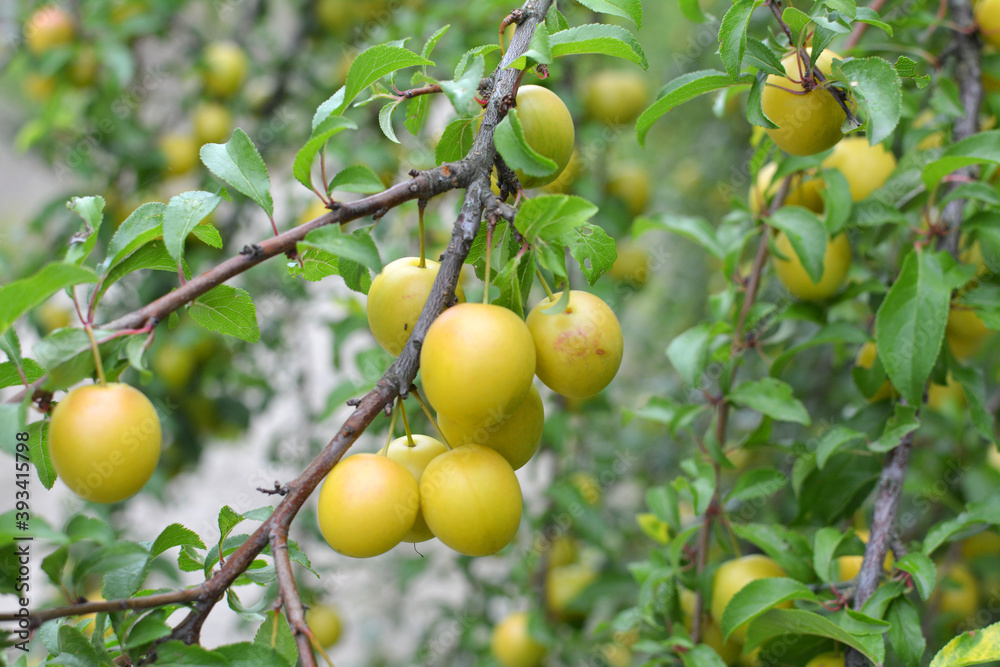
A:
[719, 0, 759, 80]
[189, 285, 260, 343]
[728, 377, 810, 425]
[894, 553, 936, 600]
[103, 202, 167, 272]
[667, 323, 713, 387]
[887, 597, 925, 667]
[745, 39, 786, 76]
[868, 404, 919, 453]
[334, 43, 434, 117]
[562, 222, 617, 285]
[435, 117, 477, 164]
[841, 57, 902, 144]
[923, 502, 1000, 555]
[0, 263, 97, 341]
[151, 524, 206, 558]
[293, 115, 358, 191]
[930, 620, 1000, 666]
[517, 195, 599, 248]
[299, 226, 383, 273]
[506, 23, 553, 71]
[162, 191, 222, 265]
[328, 165, 385, 195]
[549, 24, 648, 68]
[744, 609, 884, 663]
[27, 420, 56, 490]
[634, 214, 724, 258]
[721, 578, 818, 641]
[65, 196, 106, 266]
[0, 359, 45, 390]
[440, 54, 484, 113]
[97, 241, 188, 302]
[378, 101, 402, 144]
[726, 467, 787, 504]
[572, 0, 643, 26]
[254, 611, 297, 666]
[815, 425, 866, 469]
[678, 0, 708, 23]
[813, 527, 849, 582]
[637, 70, 754, 146]
[875, 249, 950, 405]
[923, 130, 1000, 190]
[200, 129, 273, 216]
[857, 7, 894, 36]
[768, 207, 828, 284]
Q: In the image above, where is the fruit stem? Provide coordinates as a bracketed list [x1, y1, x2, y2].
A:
[380, 401, 401, 455]
[483, 222, 494, 304]
[418, 199, 428, 269]
[399, 400, 416, 447]
[410, 386, 453, 450]
[84, 324, 107, 385]
[535, 267, 555, 301]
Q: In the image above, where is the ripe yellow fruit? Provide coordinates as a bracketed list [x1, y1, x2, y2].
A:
[49, 384, 162, 503]
[306, 604, 343, 648]
[491, 612, 547, 667]
[680, 589, 741, 665]
[548, 535, 578, 568]
[69, 46, 99, 87]
[367, 258, 465, 356]
[526, 291, 623, 399]
[569, 471, 602, 505]
[300, 199, 331, 225]
[606, 163, 652, 216]
[202, 41, 248, 98]
[835, 530, 893, 581]
[420, 303, 536, 426]
[773, 231, 851, 301]
[637, 513, 670, 544]
[385, 435, 448, 542]
[512, 85, 575, 188]
[317, 454, 419, 558]
[855, 341, 897, 402]
[961, 529, 1000, 559]
[153, 343, 197, 392]
[821, 137, 897, 201]
[977, 0, 1000, 49]
[749, 162, 824, 215]
[158, 133, 200, 175]
[193, 102, 232, 145]
[946, 307, 991, 360]
[437, 383, 543, 470]
[541, 149, 583, 194]
[545, 563, 597, 621]
[761, 49, 848, 156]
[928, 374, 966, 412]
[711, 555, 788, 642]
[24, 73, 57, 102]
[581, 70, 649, 126]
[36, 302, 72, 332]
[938, 564, 980, 620]
[26, 6, 74, 54]
[419, 444, 522, 556]
[805, 652, 845, 667]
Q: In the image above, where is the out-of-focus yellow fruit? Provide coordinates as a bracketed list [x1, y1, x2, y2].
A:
[491, 612, 547, 667]
[821, 137, 897, 201]
[937, 564, 980, 621]
[541, 149, 583, 194]
[772, 231, 851, 300]
[202, 41, 248, 98]
[26, 6, 74, 54]
[158, 133, 200, 175]
[608, 241, 651, 286]
[928, 374, 966, 412]
[570, 471, 602, 505]
[805, 652, 844, 667]
[606, 163, 652, 216]
[153, 343, 196, 391]
[546, 563, 597, 622]
[961, 530, 1000, 559]
[193, 102, 232, 145]
[69, 46, 99, 87]
[762, 49, 848, 156]
[548, 535, 578, 568]
[914, 109, 945, 150]
[855, 341, 897, 402]
[749, 162, 824, 215]
[306, 604, 343, 648]
[680, 589, 742, 664]
[37, 302, 72, 332]
[947, 307, 991, 360]
[300, 199, 330, 224]
[24, 74, 56, 102]
[977, 0, 1000, 49]
[581, 70, 649, 126]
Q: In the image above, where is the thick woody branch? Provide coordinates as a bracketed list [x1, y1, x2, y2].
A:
[0, 2, 555, 663]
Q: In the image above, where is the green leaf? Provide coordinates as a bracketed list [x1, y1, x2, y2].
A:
[0, 263, 97, 341]
[840, 57, 902, 144]
[440, 54, 484, 113]
[506, 23, 553, 71]
[293, 115, 358, 191]
[746, 71, 778, 129]
[103, 202, 167, 272]
[770, 323, 869, 377]
[726, 467, 787, 504]
[151, 524, 206, 558]
[97, 241, 189, 302]
[254, 611, 297, 666]
[200, 129, 273, 216]
[719, 0, 759, 80]
[922, 502, 1000, 555]
[65, 196, 106, 266]
[334, 43, 434, 117]
[667, 323, 713, 387]
[894, 553, 936, 600]
[634, 214, 724, 258]
[922, 130, 1000, 190]
[454, 44, 501, 79]
[731, 523, 815, 582]
[549, 24, 648, 69]
[815, 425, 866, 469]
[637, 70, 754, 146]
[435, 117, 477, 164]
[27, 420, 55, 490]
[949, 363, 993, 441]
[517, 195, 599, 250]
[378, 101, 402, 144]
[189, 285, 260, 343]
[678, 0, 708, 23]
[218, 506, 243, 546]
[299, 226, 383, 273]
[821, 168, 852, 235]
[768, 207, 828, 283]
[868, 404, 919, 453]
[887, 597, 925, 667]
[745, 39, 786, 76]
[813, 527, 849, 582]
[875, 249, 950, 405]
[191, 224, 223, 249]
[495, 108, 558, 180]
[930, 620, 1000, 666]
[745, 609, 884, 663]
[163, 191, 222, 265]
[96, 541, 152, 599]
[857, 7, 894, 36]
[682, 645, 729, 667]
[126, 613, 172, 650]
[721, 578, 818, 641]
[572, 0, 643, 26]
[562, 222, 616, 285]
[728, 377, 810, 425]
[782, 6, 813, 34]
[0, 358, 45, 390]
[328, 165, 385, 195]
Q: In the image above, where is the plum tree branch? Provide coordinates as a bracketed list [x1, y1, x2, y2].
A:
[1, 2, 554, 664]
[270, 527, 316, 667]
